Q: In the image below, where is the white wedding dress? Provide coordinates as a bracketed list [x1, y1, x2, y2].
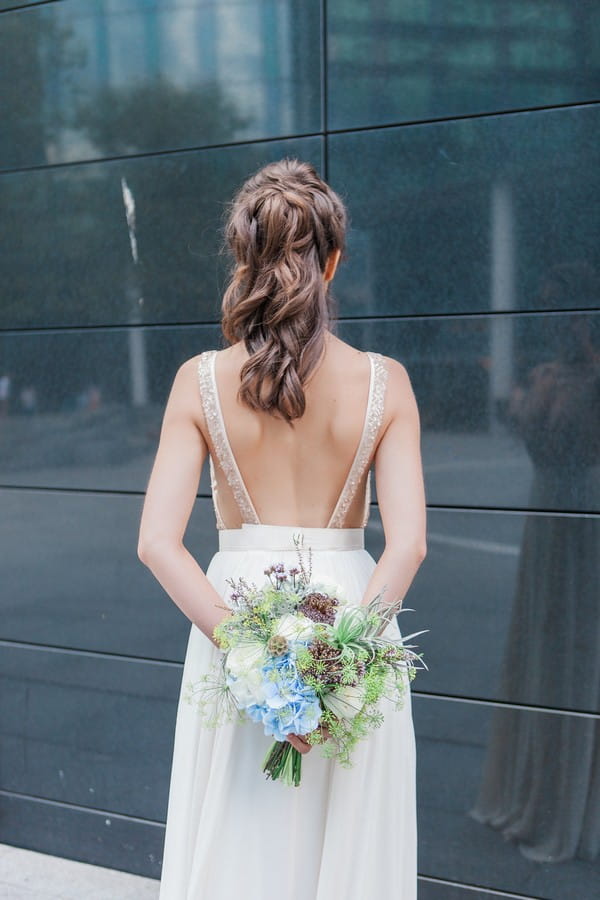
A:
[158, 349, 417, 900]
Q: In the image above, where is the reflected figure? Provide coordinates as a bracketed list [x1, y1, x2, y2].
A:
[76, 384, 102, 412]
[19, 385, 37, 415]
[470, 265, 600, 863]
[0, 372, 11, 417]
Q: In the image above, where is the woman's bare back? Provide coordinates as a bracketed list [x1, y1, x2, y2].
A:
[198, 332, 389, 529]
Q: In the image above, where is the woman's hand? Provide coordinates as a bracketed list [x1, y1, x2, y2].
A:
[287, 733, 312, 754]
[287, 725, 332, 754]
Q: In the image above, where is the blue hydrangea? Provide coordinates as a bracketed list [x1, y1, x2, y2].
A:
[237, 652, 321, 741]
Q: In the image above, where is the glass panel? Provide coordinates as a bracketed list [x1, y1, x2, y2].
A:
[415, 695, 600, 896]
[0, 490, 218, 659]
[0, 642, 179, 820]
[0, 793, 164, 877]
[328, 106, 600, 316]
[328, 0, 600, 129]
[0, 1, 43, 8]
[417, 880, 524, 900]
[3, 496, 595, 714]
[0, 0, 320, 169]
[402, 508, 600, 714]
[0, 324, 218, 491]
[1, 313, 598, 513]
[340, 314, 600, 513]
[0, 136, 322, 329]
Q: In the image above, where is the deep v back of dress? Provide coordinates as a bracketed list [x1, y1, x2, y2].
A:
[197, 347, 389, 532]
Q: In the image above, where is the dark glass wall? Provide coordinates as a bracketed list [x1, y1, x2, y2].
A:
[1, 2, 598, 895]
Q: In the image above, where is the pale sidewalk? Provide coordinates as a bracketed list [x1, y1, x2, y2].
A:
[0, 844, 159, 900]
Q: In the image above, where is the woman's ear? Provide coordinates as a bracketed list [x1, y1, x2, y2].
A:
[324, 248, 342, 283]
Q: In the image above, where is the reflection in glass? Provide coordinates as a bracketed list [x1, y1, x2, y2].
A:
[0, 0, 320, 169]
[416, 697, 600, 896]
[0, 327, 219, 492]
[0, 642, 179, 820]
[330, 106, 600, 318]
[328, 0, 600, 129]
[0, 490, 214, 658]
[3, 311, 599, 511]
[470, 266, 600, 862]
[0, 137, 322, 330]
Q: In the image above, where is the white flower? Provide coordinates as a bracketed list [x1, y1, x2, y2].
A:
[272, 613, 315, 643]
[227, 667, 267, 707]
[322, 683, 367, 720]
[225, 641, 268, 707]
[312, 577, 348, 605]
[226, 641, 266, 677]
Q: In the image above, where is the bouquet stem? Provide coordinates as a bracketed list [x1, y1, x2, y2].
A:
[262, 740, 302, 787]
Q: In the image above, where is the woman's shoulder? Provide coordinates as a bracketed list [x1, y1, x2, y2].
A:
[179, 346, 226, 374]
[176, 350, 212, 378]
[369, 350, 412, 392]
[371, 353, 417, 428]
[326, 337, 415, 419]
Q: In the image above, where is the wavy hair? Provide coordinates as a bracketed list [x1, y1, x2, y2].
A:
[221, 158, 347, 423]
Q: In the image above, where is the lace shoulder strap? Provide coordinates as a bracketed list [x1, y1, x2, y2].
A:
[197, 350, 260, 526]
[327, 351, 389, 528]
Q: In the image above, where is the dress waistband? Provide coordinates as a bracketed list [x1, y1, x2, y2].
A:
[218, 523, 365, 552]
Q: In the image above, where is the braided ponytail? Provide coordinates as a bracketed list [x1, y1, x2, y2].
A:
[221, 158, 347, 423]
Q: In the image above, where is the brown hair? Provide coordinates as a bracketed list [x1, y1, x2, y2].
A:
[221, 158, 347, 423]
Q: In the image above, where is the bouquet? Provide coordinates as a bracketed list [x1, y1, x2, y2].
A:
[184, 539, 426, 786]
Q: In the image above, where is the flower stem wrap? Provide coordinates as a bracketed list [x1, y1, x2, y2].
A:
[263, 740, 302, 787]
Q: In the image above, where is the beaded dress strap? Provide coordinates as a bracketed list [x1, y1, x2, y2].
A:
[197, 350, 261, 527]
[326, 351, 389, 529]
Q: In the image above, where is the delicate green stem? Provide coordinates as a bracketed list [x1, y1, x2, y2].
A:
[262, 740, 302, 787]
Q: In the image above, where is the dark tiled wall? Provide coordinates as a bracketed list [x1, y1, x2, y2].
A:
[1, 2, 598, 896]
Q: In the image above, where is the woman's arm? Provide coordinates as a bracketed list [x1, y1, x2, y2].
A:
[361, 357, 427, 610]
[137, 357, 230, 646]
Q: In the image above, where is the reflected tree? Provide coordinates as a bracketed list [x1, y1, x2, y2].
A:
[72, 80, 250, 327]
[0, 12, 81, 166]
[77, 79, 248, 157]
[1, 77, 248, 332]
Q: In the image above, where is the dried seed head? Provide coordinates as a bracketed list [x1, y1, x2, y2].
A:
[267, 634, 289, 656]
[299, 591, 339, 624]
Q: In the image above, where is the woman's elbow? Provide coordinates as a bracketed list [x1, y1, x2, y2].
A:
[137, 540, 150, 566]
[137, 533, 176, 567]
[413, 543, 427, 570]
[384, 535, 427, 568]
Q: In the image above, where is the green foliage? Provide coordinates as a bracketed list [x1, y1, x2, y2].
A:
[182, 673, 242, 729]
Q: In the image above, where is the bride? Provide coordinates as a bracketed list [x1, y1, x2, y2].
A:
[137, 158, 427, 899]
